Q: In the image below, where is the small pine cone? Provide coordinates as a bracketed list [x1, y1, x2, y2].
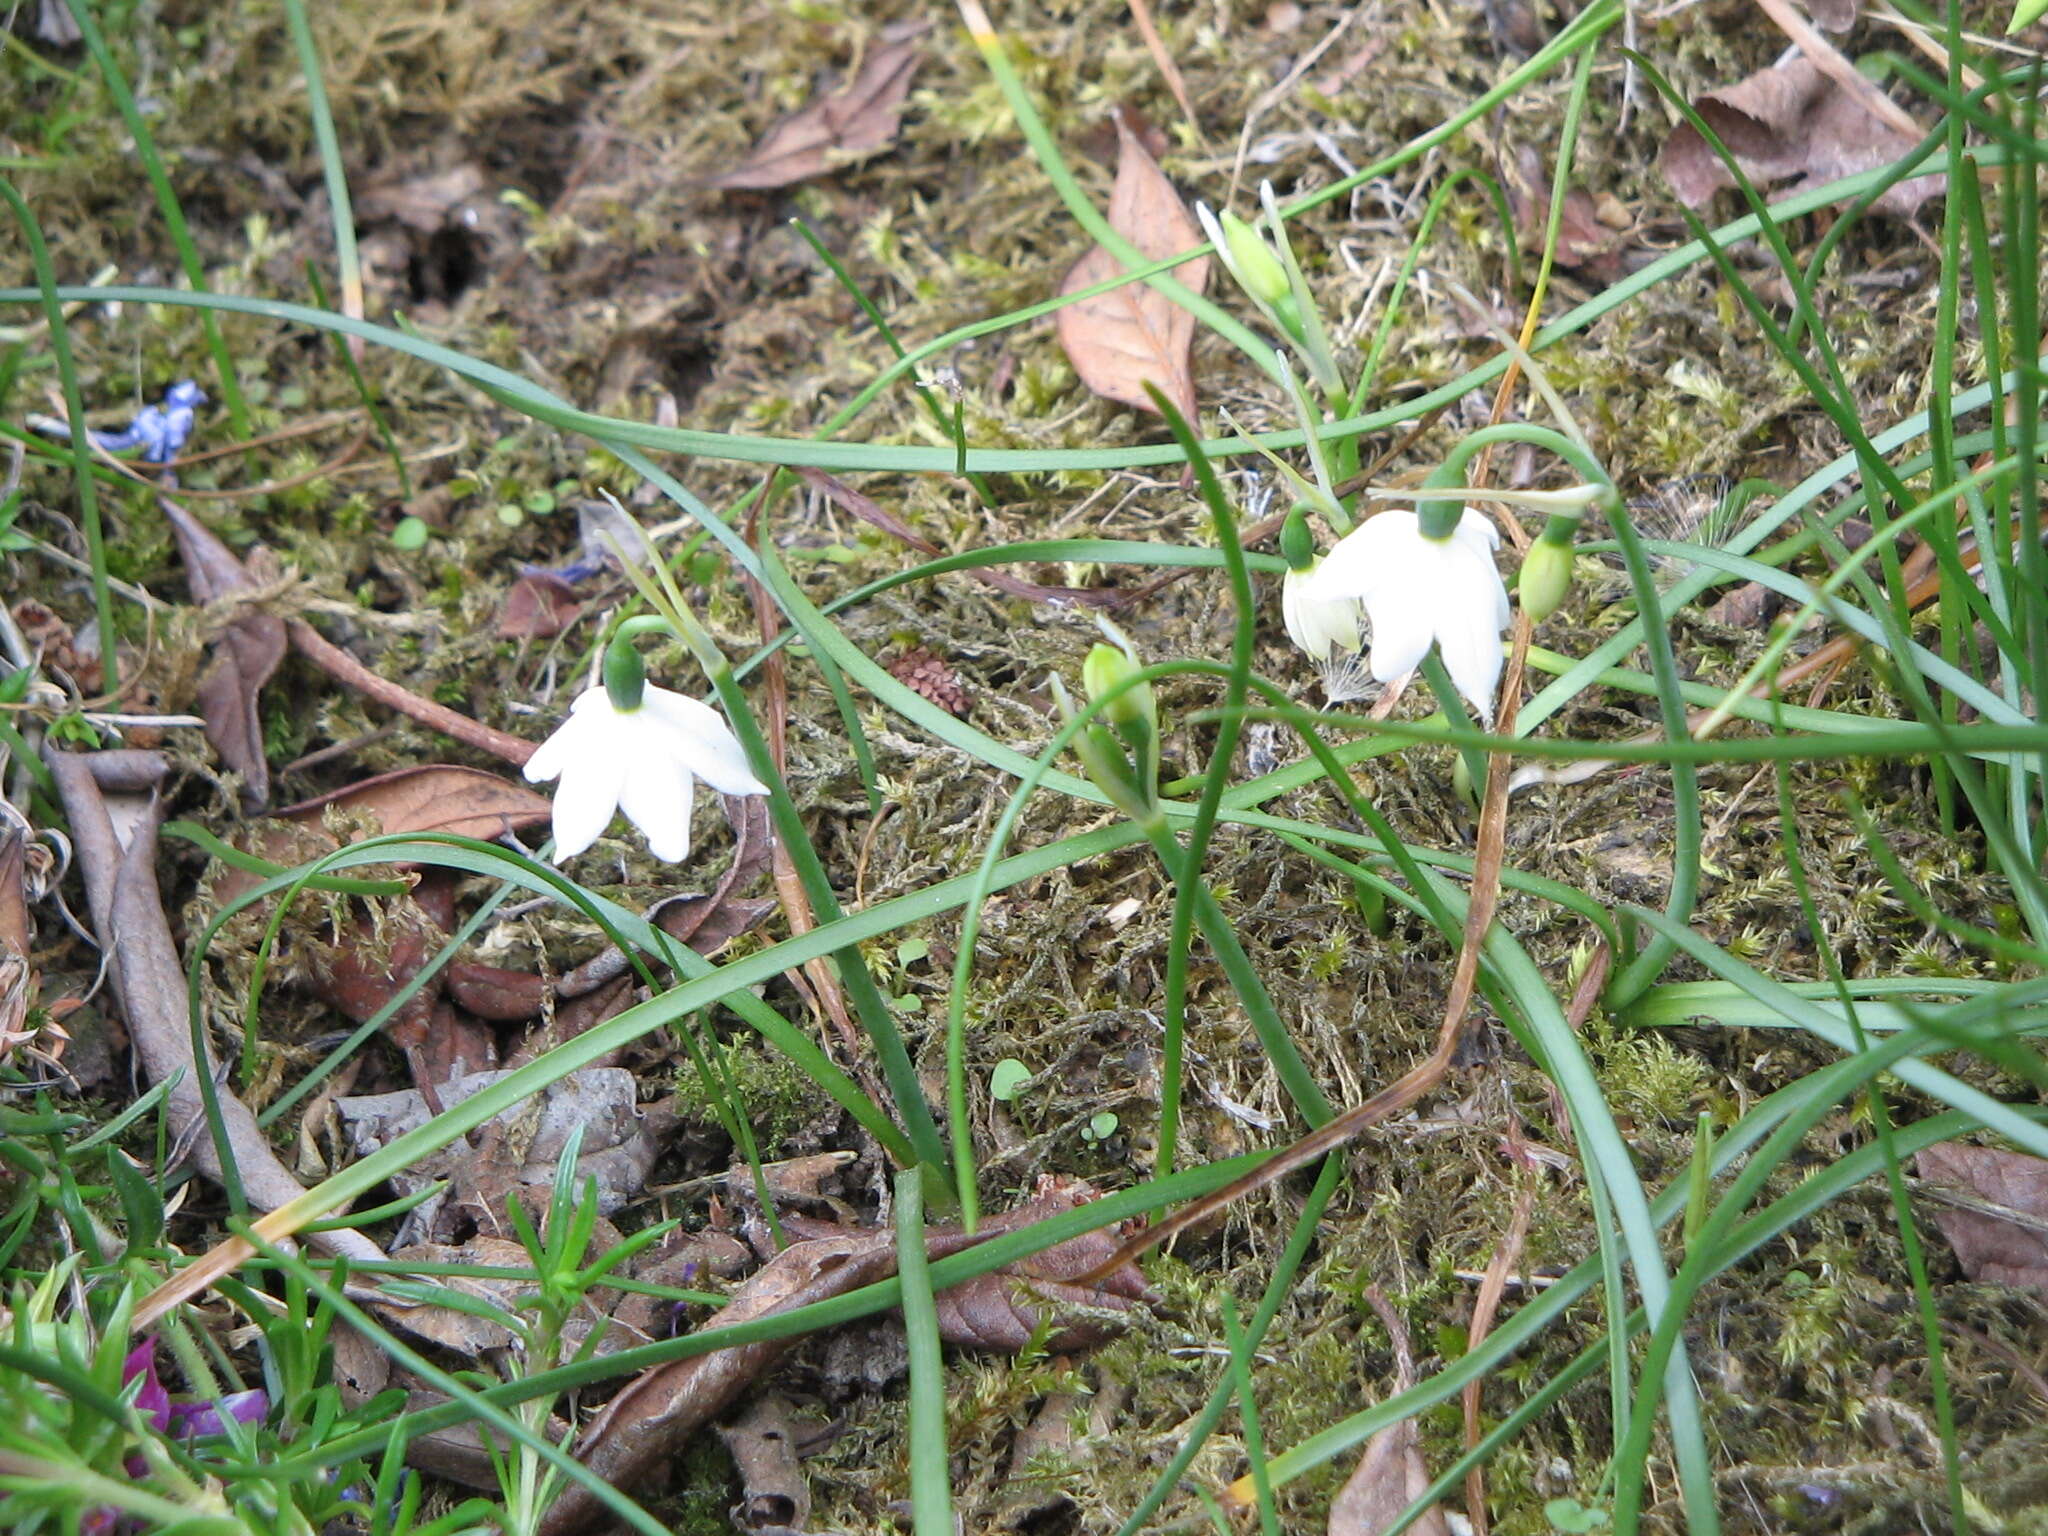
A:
[887, 647, 971, 718]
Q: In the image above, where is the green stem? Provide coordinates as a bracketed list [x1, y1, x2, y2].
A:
[895, 1169, 955, 1536]
[706, 662, 951, 1183]
[1149, 386, 1260, 1173]
[0, 180, 116, 695]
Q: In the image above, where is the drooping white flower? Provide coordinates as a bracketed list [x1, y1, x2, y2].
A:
[1281, 561, 1363, 664]
[1304, 506, 1511, 714]
[523, 684, 767, 863]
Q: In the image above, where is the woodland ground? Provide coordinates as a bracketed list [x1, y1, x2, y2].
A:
[4, 1, 2047, 1533]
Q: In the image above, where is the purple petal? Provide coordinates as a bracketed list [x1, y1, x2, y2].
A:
[169, 1389, 268, 1438]
[123, 1340, 171, 1429]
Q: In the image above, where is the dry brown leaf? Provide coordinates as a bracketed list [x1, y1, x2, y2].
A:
[280, 764, 555, 842]
[730, 1151, 859, 1210]
[214, 765, 553, 911]
[710, 22, 927, 190]
[1659, 55, 1942, 218]
[304, 895, 453, 1042]
[931, 1219, 1155, 1353]
[496, 569, 585, 639]
[0, 831, 40, 1060]
[1327, 1418, 1454, 1536]
[1505, 144, 1634, 282]
[443, 960, 548, 1021]
[1918, 1142, 2048, 1295]
[160, 497, 287, 808]
[277, 865, 497, 1084]
[1056, 111, 1209, 421]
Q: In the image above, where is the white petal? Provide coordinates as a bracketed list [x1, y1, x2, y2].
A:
[640, 688, 769, 796]
[549, 748, 626, 862]
[1364, 580, 1434, 682]
[617, 749, 697, 862]
[523, 726, 573, 785]
[1283, 569, 1359, 659]
[1444, 541, 1511, 631]
[522, 690, 608, 784]
[1436, 586, 1506, 714]
[1448, 506, 1502, 556]
[1308, 511, 1417, 603]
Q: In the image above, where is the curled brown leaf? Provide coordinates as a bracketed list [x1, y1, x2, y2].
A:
[710, 23, 927, 190]
[1659, 55, 1941, 218]
[160, 495, 287, 807]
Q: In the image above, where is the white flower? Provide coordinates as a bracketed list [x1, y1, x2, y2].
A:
[523, 684, 767, 863]
[1305, 507, 1511, 714]
[1281, 562, 1363, 663]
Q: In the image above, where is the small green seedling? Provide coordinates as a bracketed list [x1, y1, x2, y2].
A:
[989, 1059, 1031, 1102]
[1545, 1497, 1611, 1532]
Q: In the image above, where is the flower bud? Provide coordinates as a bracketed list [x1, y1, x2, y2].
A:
[1451, 748, 1480, 810]
[1218, 209, 1293, 309]
[1082, 642, 1156, 740]
[1518, 535, 1575, 622]
[1054, 668, 1155, 821]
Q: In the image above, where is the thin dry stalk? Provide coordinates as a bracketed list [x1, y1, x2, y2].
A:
[1461, 1185, 1536, 1533]
[1127, 0, 1205, 148]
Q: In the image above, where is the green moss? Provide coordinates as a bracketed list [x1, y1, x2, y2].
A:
[670, 1037, 830, 1152]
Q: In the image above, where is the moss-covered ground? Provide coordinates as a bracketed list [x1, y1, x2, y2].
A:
[6, 0, 2047, 1531]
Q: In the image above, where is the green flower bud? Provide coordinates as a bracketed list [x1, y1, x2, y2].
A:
[1082, 642, 1156, 738]
[1054, 668, 1155, 821]
[1519, 531, 1576, 622]
[1219, 209, 1292, 309]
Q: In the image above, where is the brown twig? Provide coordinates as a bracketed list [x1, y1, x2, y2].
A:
[285, 617, 536, 768]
